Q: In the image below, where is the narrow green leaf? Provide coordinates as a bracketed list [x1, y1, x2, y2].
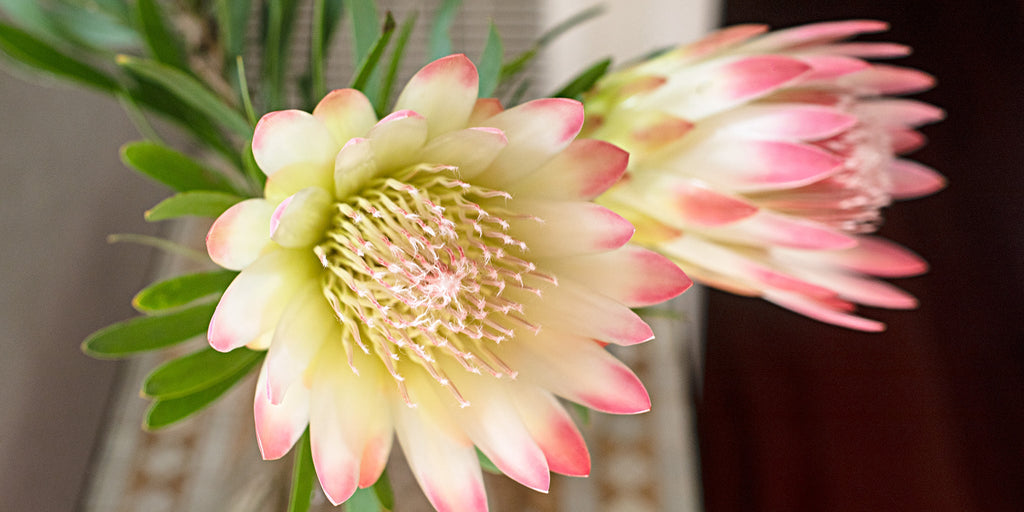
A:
[344, 0, 379, 63]
[133, 270, 237, 313]
[570, 402, 592, 425]
[551, 58, 611, 100]
[106, 233, 210, 264]
[379, 11, 417, 114]
[121, 141, 238, 193]
[310, 0, 328, 101]
[235, 56, 258, 127]
[242, 139, 266, 193]
[476, 448, 501, 474]
[372, 469, 394, 510]
[350, 13, 395, 96]
[136, 0, 189, 70]
[144, 355, 261, 429]
[344, 487, 383, 512]
[322, 0, 345, 48]
[216, 0, 252, 61]
[81, 303, 216, 359]
[145, 191, 244, 222]
[288, 429, 316, 512]
[260, 0, 301, 110]
[427, 0, 461, 61]
[0, 21, 119, 93]
[476, 23, 503, 98]
[501, 5, 605, 81]
[143, 346, 262, 399]
[118, 55, 253, 137]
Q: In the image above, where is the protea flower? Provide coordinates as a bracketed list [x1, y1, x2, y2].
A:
[205, 55, 690, 511]
[583, 20, 945, 331]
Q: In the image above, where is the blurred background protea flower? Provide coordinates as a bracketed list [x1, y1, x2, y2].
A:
[583, 20, 945, 331]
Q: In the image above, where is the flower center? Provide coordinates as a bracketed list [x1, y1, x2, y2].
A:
[313, 165, 548, 406]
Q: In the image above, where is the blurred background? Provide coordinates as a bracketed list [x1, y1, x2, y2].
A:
[1, 0, 1021, 511]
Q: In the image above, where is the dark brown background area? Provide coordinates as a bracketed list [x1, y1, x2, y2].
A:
[700, 1, 1024, 511]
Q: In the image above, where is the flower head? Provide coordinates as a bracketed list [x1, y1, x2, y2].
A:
[584, 21, 945, 331]
[205, 55, 690, 510]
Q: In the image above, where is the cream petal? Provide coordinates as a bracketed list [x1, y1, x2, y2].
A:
[366, 110, 429, 173]
[312, 88, 378, 145]
[418, 127, 508, 180]
[265, 282, 336, 404]
[254, 362, 310, 460]
[206, 198, 276, 270]
[269, 187, 334, 248]
[395, 54, 479, 138]
[498, 330, 651, 414]
[467, 98, 504, 125]
[252, 109, 339, 176]
[507, 200, 634, 257]
[263, 162, 336, 204]
[333, 137, 378, 199]
[514, 277, 654, 346]
[508, 385, 590, 477]
[474, 98, 585, 188]
[539, 245, 692, 308]
[509, 138, 628, 201]
[208, 249, 320, 352]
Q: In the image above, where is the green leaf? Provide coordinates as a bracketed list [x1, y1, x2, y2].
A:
[133, 270, 237, 313]
[260, 0, 301, 110]
[145, 191, 244, 222]
[427, 0, 460, 61]
[344, 487, 383, 512]
[121, 141, 238, 193]
[216, 0, 252, 61]
[144, 354, 261, 429]
[106, 233, 211, 263]
[551, 57, 611, 100]
[476, 448, 501, 474]
[288, 429, 316, 512]
[350, 13, 395, 100]
[0, 21, 119, 93]
[379, 11, 417, 114]
[344, 0, 379, 63]
[143, 346, 263, 399]
[570, 402, 592, 425]
[501, 5, 605, 81]
[82, 303, 216, 359]
[136, 0, 189, 70]
[476, 23, 503, 98]
[372, 469, 394, 509]
[118, 55, 253, 137]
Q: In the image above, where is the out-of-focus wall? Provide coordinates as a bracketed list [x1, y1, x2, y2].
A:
[0, 69, 165, 510]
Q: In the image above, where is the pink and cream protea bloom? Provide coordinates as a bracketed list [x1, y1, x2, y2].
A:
[583, 20, 945, 331]
[204, 55, 690, 511]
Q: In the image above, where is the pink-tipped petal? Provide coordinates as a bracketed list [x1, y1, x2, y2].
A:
[253, 110, 339, 176]
[764, 290, 886, 332]
[890, 129, 928, 154]
[676, 139, 844, 192]
[796, 54, 870, 82]
[801, 236, 928, 277]
[742, 20, 890, 52]
[508, 200, 634, 257]
[721, 105, 858, 141]
[856, 99, 945, 127]
[661, 178, 760, 227]
[207, 249, 319, 352]
[269, 187, 333, 248]
[666, 24, 769, 63]
[418, 127, 508, 180]
[254, 362, 311, 460]
[541, 246, 692, 308]
[206, 198, 276, 270]
[510, 139, 628, 200]
[265, 283, 336, 404]
[444, 372, 551, 492]
[840, 64, 936, 95]
[468, 98, 504, 125]
[701, 211, 857, 250]
[312, 88, 378, 145]
[809, 42, 912, 59]
[309, 345, 393, 505]
[395, 54, 480, 138]
[474, 98, 585, 188]
[393, 385, 487, 512]
[509, 385, 590, 477]
[887, 159, 946, 199]
[499, 331, 651, 414]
